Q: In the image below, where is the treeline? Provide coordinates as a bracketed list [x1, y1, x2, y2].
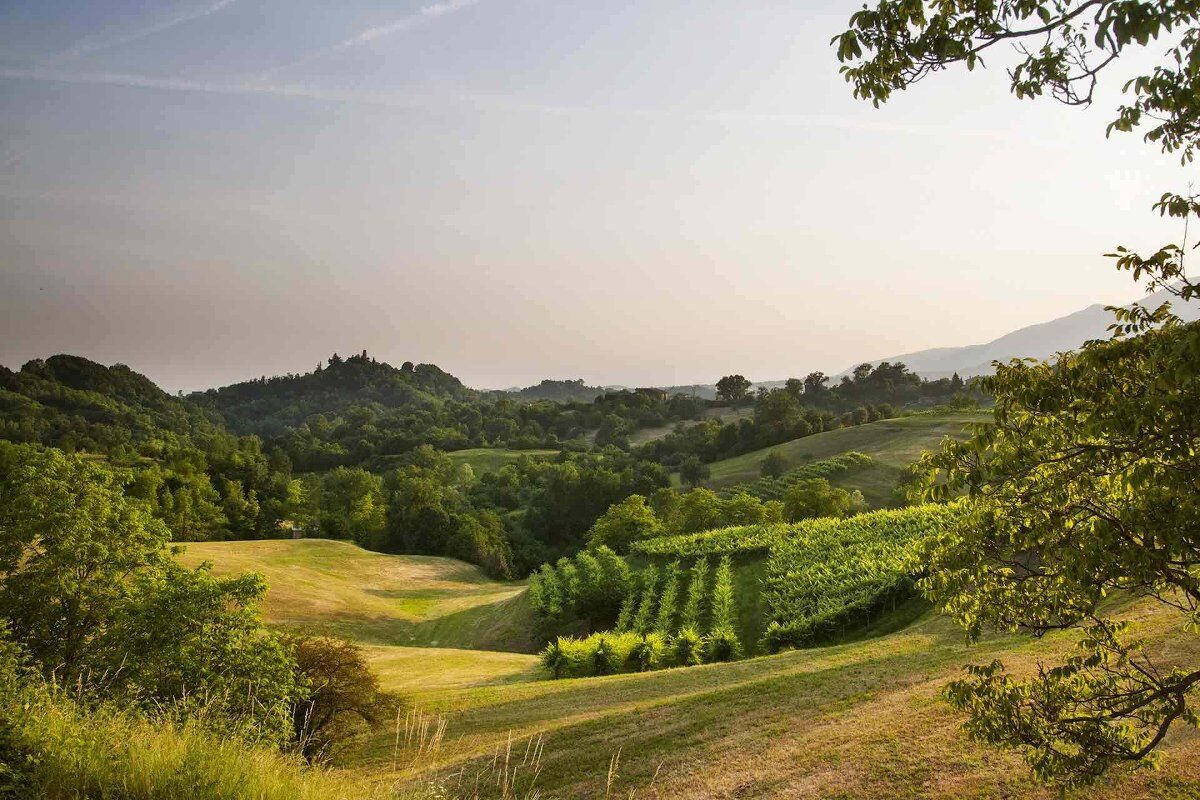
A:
[584, 480, 863, 555]
[638, 363, 981, 468]
[0, 355, 301, 541]
[287, 446, 668, 576]
[199, 356, 706, 472]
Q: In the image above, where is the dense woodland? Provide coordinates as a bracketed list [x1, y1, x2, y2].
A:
[0, 352, 980, 577]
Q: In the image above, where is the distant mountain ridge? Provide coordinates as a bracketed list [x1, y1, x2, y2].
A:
[842, 286, 1200, 380]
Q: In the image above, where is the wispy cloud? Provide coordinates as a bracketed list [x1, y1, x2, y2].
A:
[261, 0, 481, 77]
[0, 66, 1010, 141]
[0, 67, 428, 109]
[43, 0, 238, 66]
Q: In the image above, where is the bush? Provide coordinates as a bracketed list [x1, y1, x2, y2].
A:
[678, 557, 710, 631]
[0, 643, 382, 800]
[653, 561, 682, 634]
[703, 627, 743, 663]
[708, 555, 737, 632]
[669, 628, 704, 667]
[528, 546, 632, 639]
[627, 633, 666, 671]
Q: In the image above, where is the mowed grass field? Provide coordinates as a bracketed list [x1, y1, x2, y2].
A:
[178, 539, 541, 692]
[700, 411, 990, 507]
[368, 598, 1200, 800]
[445, 448, 558, 473]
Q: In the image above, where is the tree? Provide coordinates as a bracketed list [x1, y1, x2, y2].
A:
[288, 634, 395, 762]
[835, 1, 1200, 162]
[318, 467, 385, 545]
[0, 443, 300, 740]
[679, 456, 710, 487]
[760, 451, 788, 479]
[836, 0, 1200, 786]
[782, 478, 863, 522]
[586, 494, 662, 553]
[715, 374, 752, 405]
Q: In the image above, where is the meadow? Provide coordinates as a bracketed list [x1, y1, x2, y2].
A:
[177, 534, 1200, 799]
[698, 410, 989, 507]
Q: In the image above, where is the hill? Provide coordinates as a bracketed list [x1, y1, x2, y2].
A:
[699, 410, 989, 507]
[367, 597, 1200, 799]
[178, 539, 537, 654]
[0, 353, 226, 453]
[847, 286, 1200, 379]
[190, 352, 472, 438]
[173, 533, 1200, 799]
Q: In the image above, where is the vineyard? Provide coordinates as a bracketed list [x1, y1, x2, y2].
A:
[719, 451, 874, 500]
[761, 504, 964, 650]
[537, 554, 744, 677]
[629, 503, 963, 654]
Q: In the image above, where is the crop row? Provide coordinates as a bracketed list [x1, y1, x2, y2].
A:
[720, 451, 874, 500]
[760, 503, 963, 650]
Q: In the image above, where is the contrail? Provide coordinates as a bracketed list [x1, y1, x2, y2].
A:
[259, 0, 481, 77]
[43, 0, 239, 65]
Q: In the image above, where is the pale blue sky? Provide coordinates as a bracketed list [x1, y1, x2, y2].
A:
[0, 1, 1190, 391]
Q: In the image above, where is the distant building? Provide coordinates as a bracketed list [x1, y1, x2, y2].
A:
[635, 387, 670, 401]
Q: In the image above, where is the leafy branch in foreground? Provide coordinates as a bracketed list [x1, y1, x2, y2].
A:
[838, 0, 1200, 786]
[915, 275, 1200, 786]
[835, 0, 1200, 161]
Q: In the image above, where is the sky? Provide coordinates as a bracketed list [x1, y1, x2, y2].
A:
[0, 1, 1193, 393]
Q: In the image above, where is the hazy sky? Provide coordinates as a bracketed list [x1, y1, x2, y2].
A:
[0, 1, 1191, 392]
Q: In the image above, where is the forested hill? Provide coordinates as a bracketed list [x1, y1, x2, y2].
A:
[190, 352, 472, 438]
[0, 354, 226, 452]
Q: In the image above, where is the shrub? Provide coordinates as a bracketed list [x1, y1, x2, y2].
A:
[703, 627, 743, 663]
[287, 635, 396, 762]
[630, 565, 660, 634]
[708, 555, 737, 633]
[669, 628, 704, 667]
[0, 642, 382, 800]
[543, 633, 641, 678]
[528, 546, 632, 638]
[627, 633, 666, 672]
[539, 639, 567, 678]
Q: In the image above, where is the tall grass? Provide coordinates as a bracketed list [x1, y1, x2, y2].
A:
[2, 689, 384, 800]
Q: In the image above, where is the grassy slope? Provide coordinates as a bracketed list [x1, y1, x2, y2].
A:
[703, 411, 990, 507]
[631, 407, 755, 445]
[370, 599, 1200, 800]
[178, 539, 541, 692]
[445, 448, 558, 473]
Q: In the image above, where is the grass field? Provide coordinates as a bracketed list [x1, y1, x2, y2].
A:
[371, 598, 1200, 800]
[179, 538, 1200, 799]
[699, 411, 990, 507]
[445, 448, 558, 473]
